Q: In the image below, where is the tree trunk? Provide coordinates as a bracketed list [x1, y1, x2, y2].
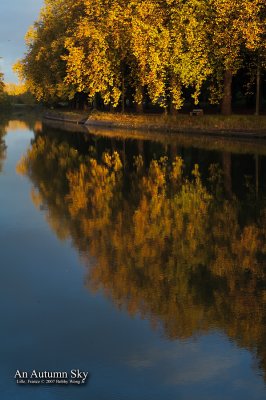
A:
[255, 154, 259, 199]
[122, 139, 126, 170]
[255, 62, 261, 116]
[135, 85, 144, 114]
[121, 74, 125, 113]
[222, 152, 232, 198]
[221, 70, 233, 115]
[169, 76, 181, 115]
[169, 99, 178, 115]
[136, 102, 143, 114]
[170, 143, 178, 161]
[93, 93, 99, 111]
[110, 103, 117, 112]
[169, 85, 178, 115]
[137, 140, 144, 157]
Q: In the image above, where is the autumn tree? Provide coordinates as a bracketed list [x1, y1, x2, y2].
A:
[207, 0, 265, 115]
[251, 2, 266, 115]
[64, 0, 139, 110]
[14, 0, 85, 103]
[0, 71, 11, 108]
[167, 0, 212, 111]
[15, 0, 265, 113]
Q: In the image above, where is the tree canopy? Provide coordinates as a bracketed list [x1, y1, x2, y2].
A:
[15, 0, 266, 113]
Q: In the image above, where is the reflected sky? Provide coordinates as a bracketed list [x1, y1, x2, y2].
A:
[0, 0, 43, 82]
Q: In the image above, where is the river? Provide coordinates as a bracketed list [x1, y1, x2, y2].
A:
[1, 114, 266, 399]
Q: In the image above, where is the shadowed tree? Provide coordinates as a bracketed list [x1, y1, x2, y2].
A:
[207, 0, 265, 115]
[14, 0, 265, 114]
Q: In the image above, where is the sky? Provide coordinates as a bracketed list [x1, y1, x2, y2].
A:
[0, 0, 44, 83]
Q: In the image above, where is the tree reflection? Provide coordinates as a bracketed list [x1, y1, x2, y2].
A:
[0, 113, 42, 173]
[0, 120, 7, 172]
[18, 135, 266, 379]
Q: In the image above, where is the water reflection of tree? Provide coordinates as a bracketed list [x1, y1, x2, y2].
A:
[0, 112, 43, 173]
[17, 136, 266, 379]
[0, 120, 8, 172]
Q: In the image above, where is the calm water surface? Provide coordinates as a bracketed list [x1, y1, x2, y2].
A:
[1, 116, 266, 399]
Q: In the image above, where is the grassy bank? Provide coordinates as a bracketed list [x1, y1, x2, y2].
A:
[87, 112, 266, 133]
[45, 110, 266, 135]
[43, 117, 266, 156]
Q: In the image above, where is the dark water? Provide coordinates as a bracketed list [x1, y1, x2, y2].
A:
[1, 116, 266, 399]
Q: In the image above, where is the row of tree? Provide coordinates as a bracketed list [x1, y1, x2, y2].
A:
[0, 78, 36, 108]
[15, 0, 266, 114]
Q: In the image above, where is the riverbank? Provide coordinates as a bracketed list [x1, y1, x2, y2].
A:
[43, 110, 266, 138]
[42, 117, 266, 157]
